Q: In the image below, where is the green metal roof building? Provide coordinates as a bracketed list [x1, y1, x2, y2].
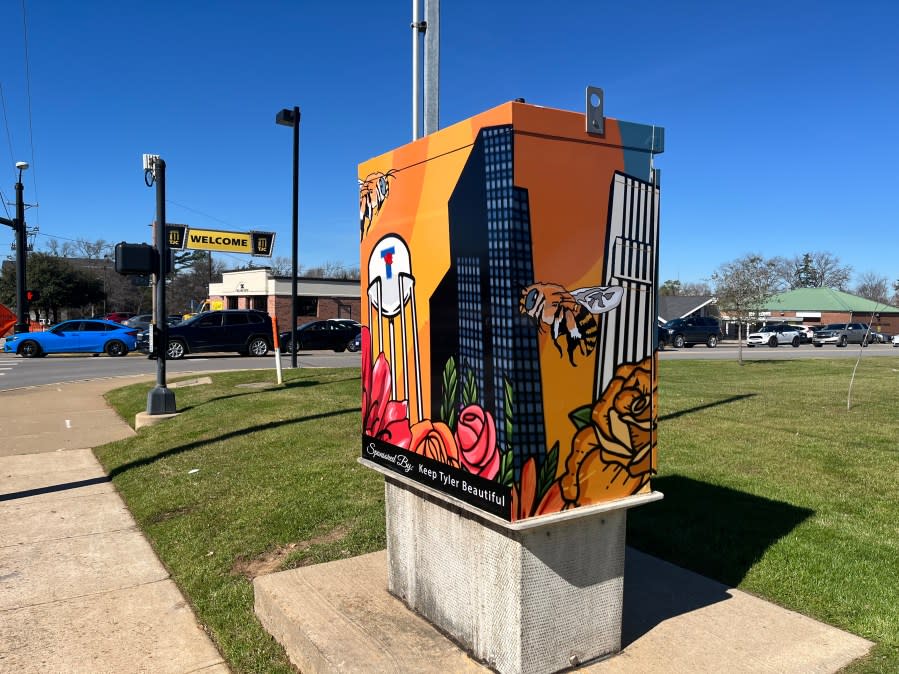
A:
[762, 288, 899, 333]
[765, 288, 895, 313]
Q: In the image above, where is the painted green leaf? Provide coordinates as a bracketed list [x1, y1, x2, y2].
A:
[440, 357, 458, 429]
[536, 442, 560, 503]
[461, 366, 478, 408]
[503, 376, 514, 443]
[499, 449, 515, 488]
[569, 405, 593, 431]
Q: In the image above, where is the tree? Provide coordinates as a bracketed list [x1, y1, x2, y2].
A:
[776, 251, 852, 290]
[659, 279, 681, 296]
[710, 254, 782, 364]
[0, 253, 105, 323]
[855, 273, 890, 305]
[168, 251, 227, 315]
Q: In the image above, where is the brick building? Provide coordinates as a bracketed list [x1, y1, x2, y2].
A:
[207, 268, 360, 331]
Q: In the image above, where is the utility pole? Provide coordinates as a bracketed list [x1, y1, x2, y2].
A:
[0, 162, 30, 333]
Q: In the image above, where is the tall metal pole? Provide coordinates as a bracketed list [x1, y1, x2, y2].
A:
[147, 157, 175, 414]
[13, 172, 27, 333]
[412, 0, 421, 140]
[423, 0, 440, 136]
[290, 106, 300, 370]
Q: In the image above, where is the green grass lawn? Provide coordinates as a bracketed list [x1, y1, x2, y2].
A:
[96, 358, 899, 673]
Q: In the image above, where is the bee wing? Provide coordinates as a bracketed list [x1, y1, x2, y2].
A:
[570, 286, 624, 314]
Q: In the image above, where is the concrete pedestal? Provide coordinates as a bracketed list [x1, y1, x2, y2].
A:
[379, 471, 662, 674]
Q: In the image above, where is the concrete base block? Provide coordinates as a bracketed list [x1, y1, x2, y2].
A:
[385, 478, 630, 674]
[134, 411, 180, 429]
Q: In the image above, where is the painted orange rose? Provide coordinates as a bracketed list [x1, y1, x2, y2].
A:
[455, 404, 499, 480]
[561, 358, 657, 505]
[410, 420, 460, 468]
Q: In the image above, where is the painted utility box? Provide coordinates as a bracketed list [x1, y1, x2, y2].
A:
[360, 98, 663, 523]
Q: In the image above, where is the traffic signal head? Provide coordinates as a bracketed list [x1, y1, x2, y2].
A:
[25, 289, 40, 302]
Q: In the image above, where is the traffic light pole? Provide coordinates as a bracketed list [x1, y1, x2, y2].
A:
[146, 157, 175, 415]
[0, 169, 29, 333]
[13, 177, 27, 333]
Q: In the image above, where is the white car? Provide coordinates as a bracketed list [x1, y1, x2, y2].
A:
[787, 325, 815, 343]
[892, 334, 899, 347]
[747, 324, 801, 348]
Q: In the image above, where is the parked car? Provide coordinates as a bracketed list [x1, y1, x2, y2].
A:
[812, 323, 870, 347]
[3, 319, 137, 357]
[139, 309, 272, 359]
[657, 324, 668, 350]
[123, 314, 153, 330]
[279, 319, 361, 353]
[328, 318, 361, 328]
[660, 316, 721, 348]
[103, 312, 135, 324]
[859, 324, 887, 343]
[347, 332, 362, 352]
[747, 324, 801, 348]
[787, 325, 815, 343]
[892, 334, 899, 347]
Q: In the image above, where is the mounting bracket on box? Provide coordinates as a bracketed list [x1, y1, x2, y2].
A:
[586, 86, 604, 136]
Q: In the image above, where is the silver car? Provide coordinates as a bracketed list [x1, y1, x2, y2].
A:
[812, 323, 870, 347]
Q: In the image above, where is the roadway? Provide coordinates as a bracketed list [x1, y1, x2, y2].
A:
[2, 342, 897, 391]
[0, 350, 361, 391]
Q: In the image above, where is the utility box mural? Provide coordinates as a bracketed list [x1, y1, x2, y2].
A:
[360, 99, 663, 522]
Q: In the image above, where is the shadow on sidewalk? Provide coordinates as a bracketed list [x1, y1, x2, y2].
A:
[622, 475, 814, 645]
[1, 476, 110, 502]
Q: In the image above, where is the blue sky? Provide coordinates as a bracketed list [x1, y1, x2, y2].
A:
[0, 1, 896, 288]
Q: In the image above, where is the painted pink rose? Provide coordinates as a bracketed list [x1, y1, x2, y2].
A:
[361, 326, 411, 448]
[455, 404, 499, 480]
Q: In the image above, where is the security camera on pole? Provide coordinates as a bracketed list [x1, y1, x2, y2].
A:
[0, 162, 31, 333]
[143, 154, 176, 415]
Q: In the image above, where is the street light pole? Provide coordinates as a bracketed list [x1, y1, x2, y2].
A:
[276, 106, 301, 369]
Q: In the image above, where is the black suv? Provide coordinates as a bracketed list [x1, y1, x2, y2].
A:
[660, 316, 721, 348]
[142, 310, 272, 359]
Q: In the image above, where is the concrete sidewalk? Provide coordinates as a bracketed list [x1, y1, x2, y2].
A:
[0, 379, 228, 673]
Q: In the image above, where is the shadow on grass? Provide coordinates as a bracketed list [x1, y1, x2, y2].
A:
[168, 376, 359, 413]
[660, 394, 756, 422]
[109, 407, 358, 478]
[621, 475, 813, 644]
[175, 379, 323, 413]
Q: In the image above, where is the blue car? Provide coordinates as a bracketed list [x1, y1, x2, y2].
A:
[3, 319, 138, 358]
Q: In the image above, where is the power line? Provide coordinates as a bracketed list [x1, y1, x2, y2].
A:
[0, 83, 14, 220]
[165, 199, 234, 228]
[21, 0, 39, 228]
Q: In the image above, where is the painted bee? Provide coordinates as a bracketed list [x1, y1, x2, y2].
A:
[359, 170, 396, 239]
[520, 282, 624, 365]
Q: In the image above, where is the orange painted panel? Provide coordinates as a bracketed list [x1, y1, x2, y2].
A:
[360, 101, 662, 521]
